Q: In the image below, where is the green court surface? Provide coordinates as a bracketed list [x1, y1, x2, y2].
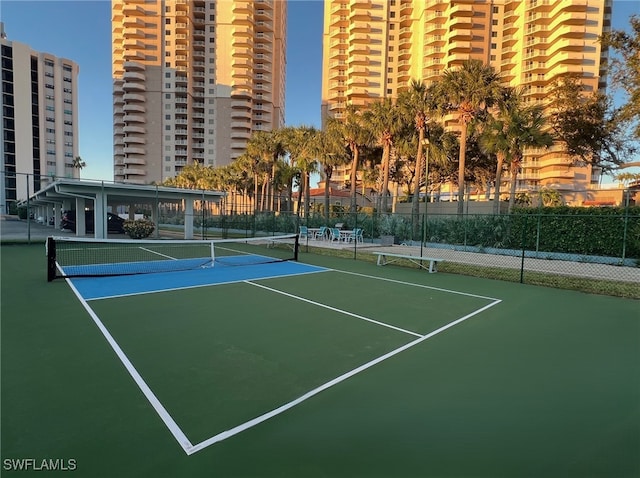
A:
[2, 243, 639, 477]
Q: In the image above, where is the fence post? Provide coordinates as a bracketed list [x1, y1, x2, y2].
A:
[26, 174, 31, 244]
[621, 188, 630, 264]
[520, 214, 527, 284]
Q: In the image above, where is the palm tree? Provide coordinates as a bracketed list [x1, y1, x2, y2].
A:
[335, 105, 373, 213]
[72, 156, 86, 178]
[281, 125, 318, 217]
[478, 88, 521, 214]
[363, 98, 402, 212]
[313, 118, 349, 222]
[505, 104, 554, 212]
[436, 60, 504, 215]
[398, 79, 438, 220]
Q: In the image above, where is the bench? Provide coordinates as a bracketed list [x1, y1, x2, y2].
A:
[372, 252, 443, 273]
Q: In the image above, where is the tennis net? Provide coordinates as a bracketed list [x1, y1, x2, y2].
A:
[47, 234, 299, 281]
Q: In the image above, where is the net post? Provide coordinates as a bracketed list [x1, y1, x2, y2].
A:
[46, 236, 57, 282]
[294, 233, 299, 261]
[210, 240, 216, 266]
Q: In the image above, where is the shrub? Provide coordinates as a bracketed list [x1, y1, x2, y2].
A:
[124, 219, 155, 239]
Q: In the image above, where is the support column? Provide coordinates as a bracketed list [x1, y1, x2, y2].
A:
[185, 199, 194, 239]
[151, 202, 159, 239]
[94, 190, 106, 239]
[75, 198, 86, 236]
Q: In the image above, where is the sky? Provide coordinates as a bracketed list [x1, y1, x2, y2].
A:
[0, 0, 638, 184]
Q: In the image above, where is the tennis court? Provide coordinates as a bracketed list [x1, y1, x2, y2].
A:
[1, 239, 639, 477]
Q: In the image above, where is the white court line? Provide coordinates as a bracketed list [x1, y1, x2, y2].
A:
[64, 277, 194, 454]
[85, 268, 328, 301]
[139, 247, 178, 261]
[332, 268, 501, 301]
[187, 297, 502, 455]
[68, 262, 502, 456]
[246, 280, 423, 338]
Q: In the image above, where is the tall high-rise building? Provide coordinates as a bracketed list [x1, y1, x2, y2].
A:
[0, 22, 80, 213]
[321, 0, 611, 198]
[112, 0, 286, 185]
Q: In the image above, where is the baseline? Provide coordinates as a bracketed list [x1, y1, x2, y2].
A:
[188, 297, 502, 455]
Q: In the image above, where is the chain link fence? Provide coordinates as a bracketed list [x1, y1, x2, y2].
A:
[2, 171, 638, 298]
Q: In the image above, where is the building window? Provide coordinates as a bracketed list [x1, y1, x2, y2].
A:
[492, 6, 499, 13]
[491, 43, 497, 49]
[390, 11, 395, 18]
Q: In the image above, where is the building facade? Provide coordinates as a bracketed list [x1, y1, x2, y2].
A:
[321, 0, 612, 202]
[0, 22, 80, 212]
[112, 0, 286, 185]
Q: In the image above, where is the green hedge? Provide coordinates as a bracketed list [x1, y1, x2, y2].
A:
[508, 206, 640, 259]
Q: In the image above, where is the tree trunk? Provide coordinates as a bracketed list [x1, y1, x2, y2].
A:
[304, 172, 311, 218]
[349, 148, 360, 213]
[494, 152, 505, 215]
[457, 122, 468, 216]
[411, 128, 425, 222]
[381, 144, 390, 213]
[324, 168, 331, 223]
[508, 159, 520, 213]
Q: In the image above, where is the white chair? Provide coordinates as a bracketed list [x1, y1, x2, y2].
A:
[329, 227, 342, 242]
[299, 225, 310, 239]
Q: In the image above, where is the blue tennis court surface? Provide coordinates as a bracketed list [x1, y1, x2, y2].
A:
[70, 260, 327, 300]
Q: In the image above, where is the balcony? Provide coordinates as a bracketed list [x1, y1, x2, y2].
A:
[123, 146, 145, 156]
[348, 44, 370, 55]
[123, 93, 145, 103]
[349, 0, 372, 8]
[124, 168, 146, 176]
[123, 125, 145, 134]
[124, 113, 145, 124]
[123, 80, 145, 92]
[450, 3, 473, 16]
[123, 61, 145, 71]
[123, 70, 145, 82]
[123, 135, 145, 145]
[351, 22, 371, 33]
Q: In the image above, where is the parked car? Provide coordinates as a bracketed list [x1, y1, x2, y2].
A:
[60, 210, 125, 233]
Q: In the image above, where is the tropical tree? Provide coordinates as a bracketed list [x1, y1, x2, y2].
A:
[504, 103, 554, 212]
[398, 80, 439, 221]
[435, 60, 504, 215]
[335, 105, 374, 212]
[72, 156, 86, 177]
[246, 130, 286, 212]
[313, 118, 350, 222]
[479, 88, 553, 213]
[363, 98, 403, 212]
[281, 125, 318, 217]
